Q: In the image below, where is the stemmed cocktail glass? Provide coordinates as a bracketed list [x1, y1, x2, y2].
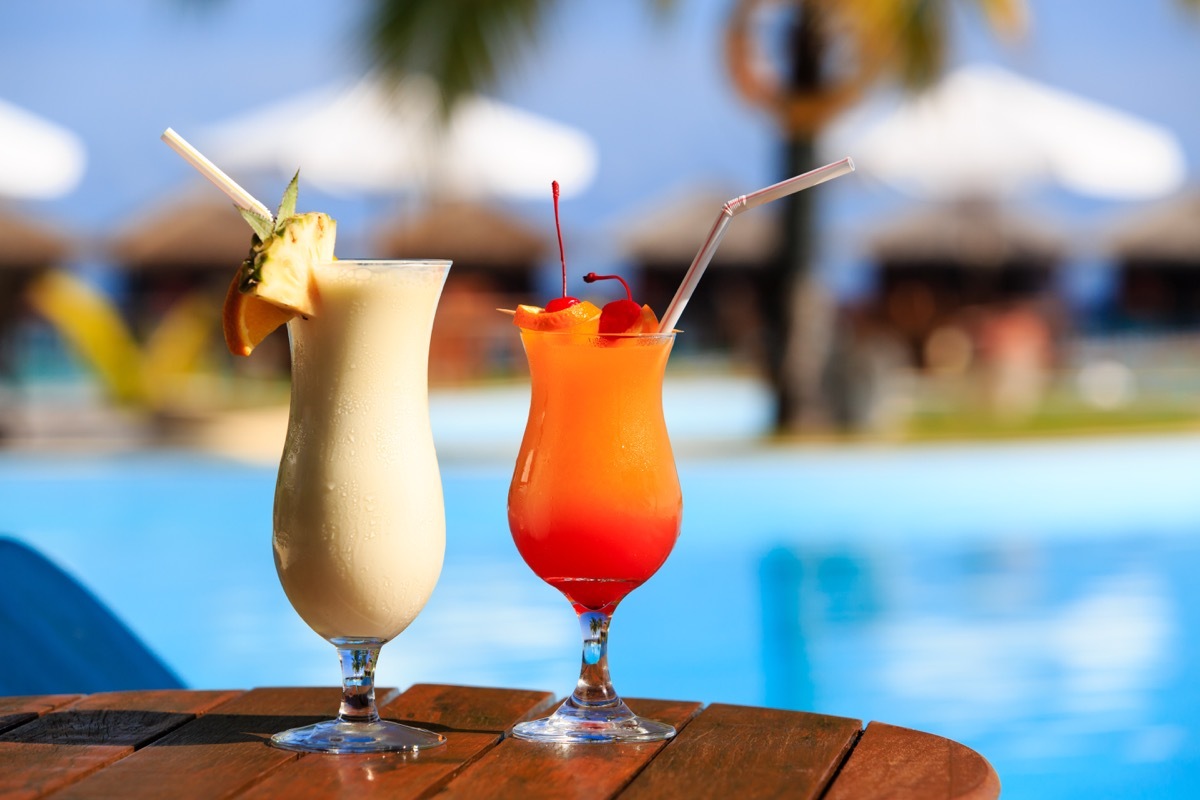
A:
[269, 259, 451, 753]
[508, 328, 682, 743]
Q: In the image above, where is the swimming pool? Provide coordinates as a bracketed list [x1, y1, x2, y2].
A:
[2, 430, 1198, 798]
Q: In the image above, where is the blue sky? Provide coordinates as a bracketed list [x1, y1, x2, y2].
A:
[3, 0, 1199, 281]
[2, 0, 776, 231]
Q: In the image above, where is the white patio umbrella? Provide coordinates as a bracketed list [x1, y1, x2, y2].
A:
[0, 97, 86, 200]
[199, 75, 598, 200]
[823, 64, 1186, 201]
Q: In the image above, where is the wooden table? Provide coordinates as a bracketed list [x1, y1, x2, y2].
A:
[0, 685, 999, 799]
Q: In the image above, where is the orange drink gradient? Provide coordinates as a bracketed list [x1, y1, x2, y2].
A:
[508, 330, 682, 613]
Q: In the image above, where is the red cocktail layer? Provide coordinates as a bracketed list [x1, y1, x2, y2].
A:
[508, 331, 682, 613]
[510, 508, 680, 611]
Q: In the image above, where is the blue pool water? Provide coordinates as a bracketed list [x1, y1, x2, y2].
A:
[3, 432, 1200, 798]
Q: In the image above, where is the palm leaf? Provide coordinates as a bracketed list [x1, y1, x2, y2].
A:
[365, 0, 553, 112]
[849, 0, 1027, 91]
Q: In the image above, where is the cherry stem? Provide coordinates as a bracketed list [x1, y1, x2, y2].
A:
[583, 272, 633, 301]
[552, 180, 567, 298]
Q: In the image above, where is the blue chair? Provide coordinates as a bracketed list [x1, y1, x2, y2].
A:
[0, 536, 183, 695]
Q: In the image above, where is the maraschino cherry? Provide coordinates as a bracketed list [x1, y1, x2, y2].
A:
[544, 180, 580, 313]
[583, 272, 643, 334]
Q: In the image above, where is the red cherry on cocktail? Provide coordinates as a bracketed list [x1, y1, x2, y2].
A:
[583, 272, 644, 334]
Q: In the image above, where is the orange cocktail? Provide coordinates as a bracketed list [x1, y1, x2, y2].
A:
[508, 330, 681, 614]
[506, 325, 681, 744]
[505, 182, 680, 743]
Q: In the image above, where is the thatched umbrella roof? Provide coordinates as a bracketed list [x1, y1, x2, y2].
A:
[1109, 192, 1200, 264]
[868, 201, 1065, 268]
[109, 193, 251, 272]
[618, 187, 779, 268]
[0, 206, 72, 269]
[374, 201, 548, 270]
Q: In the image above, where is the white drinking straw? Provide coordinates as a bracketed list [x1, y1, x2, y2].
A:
[657, 156, 856, 333]
[160, 127, 274, 220]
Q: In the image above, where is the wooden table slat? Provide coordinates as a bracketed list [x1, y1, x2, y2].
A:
[0, 689, 239, 800]
[236, 683, 557, 799]
[433, 697, 703, 800]
[0, 694, 81, 735]
[620, 702, 862, 800]
[0, 688, 1002, 800]
[822, 721, 1002, 800]
[48, 686, 373, 800]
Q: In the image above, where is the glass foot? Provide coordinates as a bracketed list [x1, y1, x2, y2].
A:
[511, 697, 675, 744]
[270, 719, 446, 754]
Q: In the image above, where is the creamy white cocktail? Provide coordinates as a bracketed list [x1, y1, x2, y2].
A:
[160, 135, 455, 754]
[273, 260, 449, 643]
[269, 259, 451, 754]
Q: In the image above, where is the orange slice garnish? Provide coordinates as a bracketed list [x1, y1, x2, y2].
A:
[513, 301, 601, 333]
[222, 271, 296, 356]
[638, 303, 660, 333]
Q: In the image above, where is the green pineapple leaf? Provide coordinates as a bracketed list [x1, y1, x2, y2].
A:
[238, 207, 275, 242]
[275, 170, 300, 232]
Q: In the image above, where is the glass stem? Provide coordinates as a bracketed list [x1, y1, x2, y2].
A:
[336, 642, 382, 724]
[572, 611, 619, 708]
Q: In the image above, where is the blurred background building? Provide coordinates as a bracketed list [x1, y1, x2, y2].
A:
[4, 1, 1199, 442]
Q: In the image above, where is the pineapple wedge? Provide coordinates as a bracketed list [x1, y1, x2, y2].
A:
[236, 211, 335, 318]
[219, 172, 336, 356]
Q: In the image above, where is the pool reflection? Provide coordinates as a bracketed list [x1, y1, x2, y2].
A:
[757, 534, 1198, 798]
